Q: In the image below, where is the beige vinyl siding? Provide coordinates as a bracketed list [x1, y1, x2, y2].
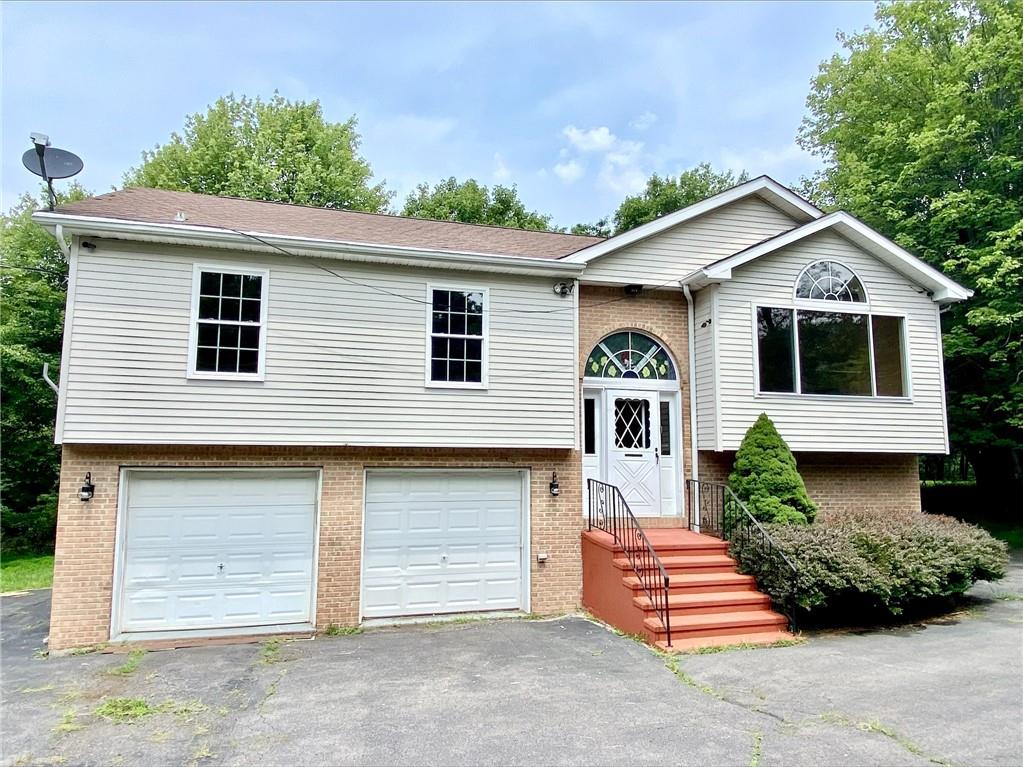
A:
[581, 196, 797, 286]
[61, 240, 576, 447]
[693, 286, 718, 450]
[714, 230, 948, 453]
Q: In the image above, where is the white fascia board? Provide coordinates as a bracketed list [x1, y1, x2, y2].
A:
[683, 212, 973, 304]
[31, 212, 586, 278]
[563, 176, 822, 265]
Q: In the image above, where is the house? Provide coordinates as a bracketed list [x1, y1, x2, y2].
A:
[33, 177, 971, 651]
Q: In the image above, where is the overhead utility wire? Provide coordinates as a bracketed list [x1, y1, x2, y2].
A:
[224, 227, 683, 316]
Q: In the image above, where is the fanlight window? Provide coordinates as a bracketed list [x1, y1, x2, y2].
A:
[795, 261, 866, 303]
[585, 331, 676, 380]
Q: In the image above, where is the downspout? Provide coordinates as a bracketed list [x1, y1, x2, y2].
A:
[54, 224, 71, 259]
[682, 283, 699, 532]
[41, 225, 71, 394]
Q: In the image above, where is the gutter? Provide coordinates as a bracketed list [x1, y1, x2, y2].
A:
[31, 212, 587, 278]
[682, 283, 700, 532]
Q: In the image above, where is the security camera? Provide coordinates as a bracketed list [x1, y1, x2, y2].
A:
[30, 133, 51, 148]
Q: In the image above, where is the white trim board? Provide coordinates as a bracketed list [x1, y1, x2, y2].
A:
[683, 211, 972, 304]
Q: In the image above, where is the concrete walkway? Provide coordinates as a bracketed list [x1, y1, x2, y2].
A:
[2, 556, 1020, 766]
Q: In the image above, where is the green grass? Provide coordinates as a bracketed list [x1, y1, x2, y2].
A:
[0, 552, 54, 592]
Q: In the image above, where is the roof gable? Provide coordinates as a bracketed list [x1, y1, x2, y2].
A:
[683, 211, 972, 304]
[564, 176, 822, 265]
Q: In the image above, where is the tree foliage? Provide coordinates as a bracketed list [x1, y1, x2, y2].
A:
[611, 164, 749, 233]
[401, 177, 554, 231]
[799, 0, 1023, 491]
[1, 186, 89, 551]
[125, 93, 391, 211]
[729, 414, 818, 524]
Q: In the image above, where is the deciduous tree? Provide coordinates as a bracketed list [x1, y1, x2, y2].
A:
[126, 93, 391, 211]
[401, 177, 554, 231]
[799, 0, 1023, 495]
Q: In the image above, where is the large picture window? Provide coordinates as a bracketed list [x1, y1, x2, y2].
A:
[756, 307, 906, 397]
[429, 287, 486, 385]
[190, 267, 268, 378]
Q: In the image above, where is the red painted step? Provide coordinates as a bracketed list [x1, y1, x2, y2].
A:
[622, 572, 758, 594]
[643, 609, 788, 640]
[653, 630, 794, 653]
[614, 554, 737, 574]
[633, 590, 771, 616]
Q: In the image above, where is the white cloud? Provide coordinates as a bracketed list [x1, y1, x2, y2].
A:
[598, 139, 647, 194]
[557, 124, 648, 194]
[492, 152, 511, 183]
[563, 125, 618, 153]
[553, 159, 585, 184]
[629, 111, 658, 131]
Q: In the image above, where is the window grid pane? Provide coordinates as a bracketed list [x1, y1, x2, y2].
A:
[430, 288, 485, 384]
[194, 270, 263, 375]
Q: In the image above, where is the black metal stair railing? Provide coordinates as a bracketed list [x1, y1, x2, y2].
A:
[587, 478, 672, 647]
[685, 479, 799, 630]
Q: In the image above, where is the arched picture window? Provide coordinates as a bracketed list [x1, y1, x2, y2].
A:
[585, 331, 676, 380]
[795, 261, 866, 303]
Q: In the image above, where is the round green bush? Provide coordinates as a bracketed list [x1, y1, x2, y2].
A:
[729, 413, 818, 524]
[730, 509, 1009, 616]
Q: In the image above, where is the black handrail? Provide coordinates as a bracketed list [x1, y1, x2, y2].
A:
[587, 478, 672, 647]
[685, 479, 799, 631]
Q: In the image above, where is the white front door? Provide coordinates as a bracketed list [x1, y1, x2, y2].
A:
[362, 470, 525, 618]
[606, 391, 661, 516]
[116, 470, 319, 637]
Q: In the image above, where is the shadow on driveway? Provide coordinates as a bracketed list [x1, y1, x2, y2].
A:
[2, 557, 1021, 766]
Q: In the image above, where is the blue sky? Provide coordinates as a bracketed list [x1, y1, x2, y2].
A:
[2, 1, 875, 228]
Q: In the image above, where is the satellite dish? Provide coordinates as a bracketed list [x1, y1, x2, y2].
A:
[22, 147, 84, 180]
[21, 133, 84, 210]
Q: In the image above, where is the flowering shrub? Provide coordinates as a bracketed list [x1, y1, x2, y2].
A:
[730, 509, 1008, 615]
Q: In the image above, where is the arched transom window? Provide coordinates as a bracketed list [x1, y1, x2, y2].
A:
[795, 260, 866, 303]
[585, 331, 676, 380]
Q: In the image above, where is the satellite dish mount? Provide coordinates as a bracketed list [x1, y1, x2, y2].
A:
[22, 133, 84, 211]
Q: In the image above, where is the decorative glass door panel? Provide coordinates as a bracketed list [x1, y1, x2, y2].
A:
[606, 391, 660, 516]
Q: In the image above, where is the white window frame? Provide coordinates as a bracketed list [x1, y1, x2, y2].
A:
[752, 302, 911, 401]
[793, 259, 870, 305]
[187, 263, 270, 382]
[424, 283, 490, 390]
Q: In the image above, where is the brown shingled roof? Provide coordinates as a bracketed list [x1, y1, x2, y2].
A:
[55, 187, 604, 259]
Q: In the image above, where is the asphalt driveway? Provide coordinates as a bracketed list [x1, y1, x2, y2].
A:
[2, 557, 1021, 767]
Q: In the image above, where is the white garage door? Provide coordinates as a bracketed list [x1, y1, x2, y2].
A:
[362, 471, 525, 618]
[115, 470, 318, 637]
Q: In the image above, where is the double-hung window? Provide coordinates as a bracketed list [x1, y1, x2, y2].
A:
[189, 266, 268, 380]
[428, 287, 487, 386]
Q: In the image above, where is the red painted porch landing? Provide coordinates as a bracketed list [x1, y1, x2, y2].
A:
[581, 528, 792, 652]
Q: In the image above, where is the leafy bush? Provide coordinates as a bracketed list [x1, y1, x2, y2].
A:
[731, 509, 1008, 615]
[729, 413, 817, 524]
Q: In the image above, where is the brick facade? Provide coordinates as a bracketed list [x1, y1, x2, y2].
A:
[578, 284, 693, 523]
[50, 444, 581, 650]
[698, 451, 921, 518]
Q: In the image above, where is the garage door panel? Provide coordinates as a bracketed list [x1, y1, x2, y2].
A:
[362, 471, 524, 618]
[118, 471, 317, 635]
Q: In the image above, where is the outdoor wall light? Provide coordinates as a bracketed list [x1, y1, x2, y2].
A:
[624, 284, 643, 296]
[549, 471, 560, 496]
[552, 281, 574, 297]
[79, 472, 95, 502]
